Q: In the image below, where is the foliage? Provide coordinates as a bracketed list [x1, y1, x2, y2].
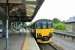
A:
[53, 23, 66, 30]
[52, 18, 61, 23]
[52, 18, 66, 30]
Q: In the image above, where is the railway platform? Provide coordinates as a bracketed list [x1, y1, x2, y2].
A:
[7, 32, 40, 50]
[0, 38, 6, 50]
[22, 32, 40, 50]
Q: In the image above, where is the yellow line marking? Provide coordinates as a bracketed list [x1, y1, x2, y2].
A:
[22, 34, 29, 50]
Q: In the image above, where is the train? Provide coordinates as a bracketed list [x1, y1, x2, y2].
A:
[31, 19, 55, 43]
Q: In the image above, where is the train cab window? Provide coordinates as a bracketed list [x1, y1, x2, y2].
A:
[36, 22, 42, 29]
[42, 21, 47, 29]
[48, 22, 52, 28]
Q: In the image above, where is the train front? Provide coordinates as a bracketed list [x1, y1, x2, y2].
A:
[35, 19, 54, 43]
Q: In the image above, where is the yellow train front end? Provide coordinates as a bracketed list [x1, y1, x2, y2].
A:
[31, 19, 54, 43]
[36, 28, 54, 43]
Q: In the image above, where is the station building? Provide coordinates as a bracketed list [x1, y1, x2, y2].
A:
[65, 17, 75, 32]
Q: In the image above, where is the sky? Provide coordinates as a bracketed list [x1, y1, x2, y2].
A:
[32, 0, 75, 22]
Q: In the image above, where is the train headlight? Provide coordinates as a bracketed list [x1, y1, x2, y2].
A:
[37, 33, 42, 39]
[49, 33, 53, 38]
[37, 33, 41, 36]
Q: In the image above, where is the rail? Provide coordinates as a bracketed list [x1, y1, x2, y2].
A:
[49, 43, 58, 50]
[38, 43, 57, 50]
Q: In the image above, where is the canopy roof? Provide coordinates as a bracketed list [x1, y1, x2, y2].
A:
[0, 0, 44, 21]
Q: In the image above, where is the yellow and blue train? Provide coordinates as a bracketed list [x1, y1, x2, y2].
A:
[31, 19, 54, 43]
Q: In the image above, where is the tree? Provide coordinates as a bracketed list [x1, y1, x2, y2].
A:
[55, 23, 66, 30]
[52, 18, 61, 23]
[52, 18, 66, 30]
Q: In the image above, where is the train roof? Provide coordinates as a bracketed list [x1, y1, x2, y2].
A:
[34, 19, 51, 22]
[30, 19, 52, 26]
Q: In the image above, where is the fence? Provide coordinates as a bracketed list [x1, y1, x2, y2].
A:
[55, 30, 75, 41]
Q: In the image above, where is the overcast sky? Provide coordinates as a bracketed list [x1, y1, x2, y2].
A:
[32, 0, 75, 22]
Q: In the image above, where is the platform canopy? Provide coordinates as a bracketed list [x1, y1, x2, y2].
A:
[0, 0, 44, 21]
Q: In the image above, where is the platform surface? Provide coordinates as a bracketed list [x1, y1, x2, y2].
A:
[0, 38, 6, 50]
[22, 32, 40, 50]
[5, 32, 40, 50]
[8, 35, 25, 50]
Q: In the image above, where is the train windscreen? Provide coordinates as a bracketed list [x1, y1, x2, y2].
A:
[36, 20, 52, 29]
[47, 22, 52, 28]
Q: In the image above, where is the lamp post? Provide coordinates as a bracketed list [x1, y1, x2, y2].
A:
[5, 0, 9, 50]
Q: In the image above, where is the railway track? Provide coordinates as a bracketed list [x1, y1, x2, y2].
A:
[38, 43, 57, 50]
